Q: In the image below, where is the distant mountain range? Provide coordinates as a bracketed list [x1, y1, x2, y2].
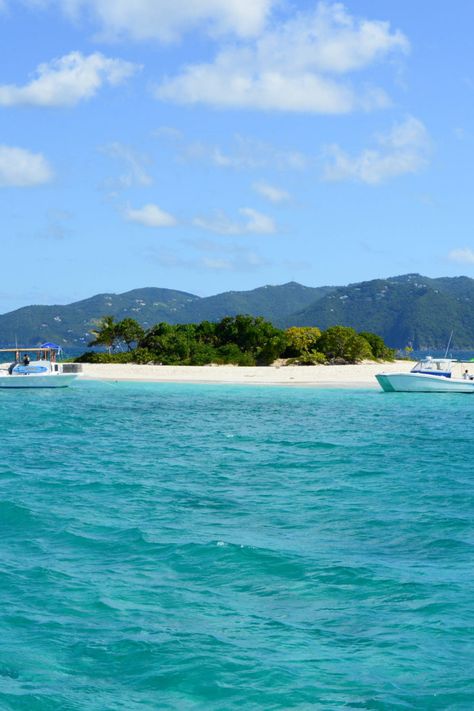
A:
[1, 274, 474, 350]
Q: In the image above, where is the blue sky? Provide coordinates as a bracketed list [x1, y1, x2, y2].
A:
[1, 1, 473, 312]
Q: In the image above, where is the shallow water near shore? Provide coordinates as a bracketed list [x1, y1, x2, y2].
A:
[1, 381, 474, 709]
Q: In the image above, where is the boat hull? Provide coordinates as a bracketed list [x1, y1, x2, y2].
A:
[0, 374, 77, 388]
[376, 373, 474, 393]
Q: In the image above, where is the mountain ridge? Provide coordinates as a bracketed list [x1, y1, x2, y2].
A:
[1, 275, 474, 349]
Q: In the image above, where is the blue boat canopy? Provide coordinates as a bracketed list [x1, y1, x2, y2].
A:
[40, 342, 62, 351]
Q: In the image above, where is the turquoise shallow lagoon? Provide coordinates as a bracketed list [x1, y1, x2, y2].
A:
[1, 382, 474, 710]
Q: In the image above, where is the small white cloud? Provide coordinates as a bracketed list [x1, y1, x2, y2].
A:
[253, 181, 290, 202]
[0, 145, 53, 187]
[323, 116, 430, 184]
[152, 126, 183, 141]
[125, 203, 177, 228]
[57, 0, 273, 41]
[194, 207, 276, 235]
[180, 135, 308, 171]
[448, 248, 474, 265]
[240, 207, 276, 233]
[0, 51, 139, 107]
[155, 2, 408, 112]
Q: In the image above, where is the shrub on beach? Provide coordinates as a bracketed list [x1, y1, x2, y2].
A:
[287, 351, 327, 365]
[75, 351, 135, 364]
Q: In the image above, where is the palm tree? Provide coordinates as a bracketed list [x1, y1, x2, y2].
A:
[88, 315, 118, 354]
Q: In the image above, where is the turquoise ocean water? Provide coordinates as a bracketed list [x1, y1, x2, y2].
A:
[1, 381, 474, 710]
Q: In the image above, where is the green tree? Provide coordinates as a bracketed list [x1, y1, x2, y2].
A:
[285, 327, 321, 356]
[139, 323, 198, 364]
[317, 326, 373, 363]
[195, 320, 217, 345]
[116, 318, 145, 351]
[88, 315, 119, 354]
[359, 331, 395, 361]
[215, 315, 287, 365]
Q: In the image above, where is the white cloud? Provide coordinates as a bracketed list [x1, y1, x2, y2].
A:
[177, 135, 308, 171]
[323, 116, 430, 184]
[240, 208, 276, 234]
[0, 145, 53, 186]
[448, 248, 474, 265]
[102, 142, 152, 188]
[155, 2, 408, 112]
[253, 181, 290, 203]
[194, 207, 276, 235]
[0, 51, 138, 107]
[125, 203, 177, 227]
[57, 0, 273, 41]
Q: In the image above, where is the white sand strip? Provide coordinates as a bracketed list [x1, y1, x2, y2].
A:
[79, 360, 421, 387]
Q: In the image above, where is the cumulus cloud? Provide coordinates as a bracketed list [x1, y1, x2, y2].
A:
[0, 145, 53, 186]
[56, 0, 273, 41]
[448, 248, 474, 265]
[0, 51, 138, 107]
[323, 116, 430, 184]
[253, 181, 290, 202]
[194, 207, 276, 235]
[155, 2, 408, 112]
[125, 203, 177, 227]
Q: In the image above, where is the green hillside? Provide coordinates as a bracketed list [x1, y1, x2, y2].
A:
[177, 282, 333, 324]
[0, 288, 199, 348]
[286, 274, 474, 348]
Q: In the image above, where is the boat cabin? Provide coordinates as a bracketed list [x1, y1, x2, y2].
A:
[0, 346, 61, 376]
[410, 357, 453, 378]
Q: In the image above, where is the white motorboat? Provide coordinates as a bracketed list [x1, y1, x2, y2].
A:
[376, 356, 474, 393]
[0, 346, 81, 388]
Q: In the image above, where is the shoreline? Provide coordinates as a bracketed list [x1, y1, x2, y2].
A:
[78, 360, 419, 387]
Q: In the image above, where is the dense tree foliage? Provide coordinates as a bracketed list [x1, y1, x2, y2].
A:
[116, 318, 145, 351]
[89, 316, 144, 353]
[359, 331, 395, 361]
[316, 326, 373, 363]
[283, 327, 325, 364]
[88, 315, 118, 354]
[79, 315, 394, 365]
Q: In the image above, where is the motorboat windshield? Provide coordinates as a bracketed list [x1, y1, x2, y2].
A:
[410, 357, 453, 378]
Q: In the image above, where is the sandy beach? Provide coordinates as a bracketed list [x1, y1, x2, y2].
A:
[78, 359, 424, 387]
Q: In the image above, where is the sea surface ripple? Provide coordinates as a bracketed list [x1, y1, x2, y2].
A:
[1, 382, 474, 710]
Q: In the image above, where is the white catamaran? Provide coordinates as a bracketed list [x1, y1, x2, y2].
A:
[0, 344, 81, 388]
